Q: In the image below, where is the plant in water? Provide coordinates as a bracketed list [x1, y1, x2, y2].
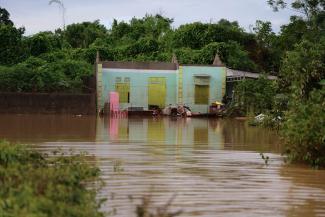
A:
[136, 194, 182, 217]
[0, 140, 105, 217]
[260, 153, 270, 165]
[113, 159, 124, 173]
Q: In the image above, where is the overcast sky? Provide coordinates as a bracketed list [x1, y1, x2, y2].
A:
[1, 0, 295, 35]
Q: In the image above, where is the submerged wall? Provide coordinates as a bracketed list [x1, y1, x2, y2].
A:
[101, 68, 177, 110]
[180, 66, 226, 113]
[96, 61, 227, 113]
[0, 93, 96, 115]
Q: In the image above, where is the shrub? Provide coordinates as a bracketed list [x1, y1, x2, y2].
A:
[0, 140, 104, 217]
[0, 57, 92, 93]
[282, 88, 325, 167]
[229, 76, 277, 115]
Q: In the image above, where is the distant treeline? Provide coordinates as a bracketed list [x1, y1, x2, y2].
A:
[0, 4, 316, 92]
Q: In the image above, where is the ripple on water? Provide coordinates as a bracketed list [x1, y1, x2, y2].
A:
[0, 115, 324, 217]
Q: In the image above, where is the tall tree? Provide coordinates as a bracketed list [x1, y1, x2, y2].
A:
[0, 7, 13, 26]
[0, 8, 26, 65]
[64, 21, 107, 48]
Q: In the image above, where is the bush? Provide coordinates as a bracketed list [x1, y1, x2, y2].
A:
[0, 140, 104, 217]
[282, 88, 325, 168]
[0, 56, 92, 93]
[230, 76, 277, 115]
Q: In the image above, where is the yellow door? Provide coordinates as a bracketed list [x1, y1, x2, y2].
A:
[195, 85, 209, 104]
[148, 77, 166, 108]
[115, 82, 130, 103]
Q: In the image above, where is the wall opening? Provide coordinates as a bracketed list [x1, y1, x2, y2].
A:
[195, 85, 209, 104]
[115, 82, 130, 103]
[148, 77, 166, 109]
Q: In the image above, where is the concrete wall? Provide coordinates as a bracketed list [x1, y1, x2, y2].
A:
[180, 66, 226, 113]
[97, 62, 227, 113]
[0, 93, 96, 115]
[102, 68, 177, 110]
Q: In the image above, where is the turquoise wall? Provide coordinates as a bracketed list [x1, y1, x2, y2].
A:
[99, 65, 226, 113]
[180, 66, 226, 113]
[102, 69, 177, 110]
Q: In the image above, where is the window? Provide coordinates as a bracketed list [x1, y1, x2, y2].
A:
[195, 85, 209, 104]
[124, 77, 130, 83]
[115, 82, 130, 103]
[115, 77, 122, 82]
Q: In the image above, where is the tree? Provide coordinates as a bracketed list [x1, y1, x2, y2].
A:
[26, 32, 63, 56]
[252, 20, 281, 73]
[277, 16, 308, 51]
[268, 0, 325, 15]
[282, 87, 325, 167]
[0, 7, 13, 26]
[279, 39, 325, 99]
[64, 21, 107, 48]
[231, 76, 277, 115]
[266, 0, 325, 167]
[0, 24, 26, 65]
[253, 20, 275, 48]
[268, 0, 325, 33]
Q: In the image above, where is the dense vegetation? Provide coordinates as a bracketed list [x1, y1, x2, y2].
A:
[0, 140, 104, 217]
[231, 0, 325, 167]
[0, 3, 303, 93]
[230, 76, 277, 116]
[0, 0, 324, 167]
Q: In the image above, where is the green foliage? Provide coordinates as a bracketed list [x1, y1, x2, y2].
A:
[279, 38, 325, 99]
[174, 41, 257, 71]
[0, 140, 104, 217]
[64, 20, 107, 48]
[265, 0, 325, 167]
[0, 7, 13, 26]
[26, 31, 63, 56]
[0, 6, 320, 94]
[278, 37, 325, 167]
[231, 76, 277, 115]
[278, 16, 308, 51]
[111, 15, 173, 43]
[0, 23, 26, 65]
[0, 56, 92, 93]
[282, 88, 325, 167]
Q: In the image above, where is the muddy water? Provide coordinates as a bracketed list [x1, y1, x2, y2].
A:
[0, 114, 325, 217]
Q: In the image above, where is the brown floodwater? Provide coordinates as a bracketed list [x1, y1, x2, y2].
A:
[0, 114, 325, 217]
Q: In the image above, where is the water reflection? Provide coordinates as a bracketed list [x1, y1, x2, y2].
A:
[0, 114, 324, 217]
[98, 117, 280, 152]
[0, 114, 96, 143]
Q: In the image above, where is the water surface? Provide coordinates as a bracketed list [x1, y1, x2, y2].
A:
[1, 114, 324, 217]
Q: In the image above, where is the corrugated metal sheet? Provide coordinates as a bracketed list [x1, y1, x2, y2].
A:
[226, 68, 277, 80]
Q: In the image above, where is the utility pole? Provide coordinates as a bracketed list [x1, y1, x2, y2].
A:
[49, 0, 66, 30]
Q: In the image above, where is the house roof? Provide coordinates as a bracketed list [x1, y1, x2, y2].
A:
[226, 68, 277, 80]
[102, 61, 178, 70]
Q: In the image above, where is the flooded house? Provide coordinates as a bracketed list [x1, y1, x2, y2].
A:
[95, 54, 226, 114]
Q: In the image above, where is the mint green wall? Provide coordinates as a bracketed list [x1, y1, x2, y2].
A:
[102, 69, 177, 110]
[181, 66, 226, 113]
[99, 65, 226, 113]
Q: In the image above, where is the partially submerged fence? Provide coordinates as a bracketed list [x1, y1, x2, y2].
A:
[0, 92, 96, 115]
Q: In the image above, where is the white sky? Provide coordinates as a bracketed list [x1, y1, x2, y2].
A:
[1, 0, 296, 35]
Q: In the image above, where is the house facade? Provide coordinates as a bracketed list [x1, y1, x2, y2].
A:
[96, 57, 226, 113]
